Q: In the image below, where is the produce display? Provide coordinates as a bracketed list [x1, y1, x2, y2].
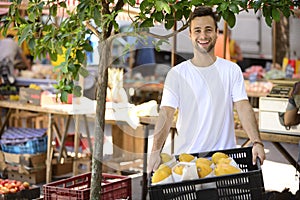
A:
[152, 152, 241, 185]
[0, 179, 30, 195]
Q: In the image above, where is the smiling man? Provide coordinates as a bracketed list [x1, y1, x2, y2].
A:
[148, 6, 265, 172]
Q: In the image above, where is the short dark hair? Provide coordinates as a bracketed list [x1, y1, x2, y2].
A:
[189, 6, 219, 31]
[6, 34, 15, 38]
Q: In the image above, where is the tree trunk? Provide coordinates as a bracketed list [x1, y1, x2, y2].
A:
[275, 14, 289, 66]
[90, 39, 111, 200]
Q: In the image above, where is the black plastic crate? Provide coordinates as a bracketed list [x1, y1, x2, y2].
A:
[148, 147, 265, 200]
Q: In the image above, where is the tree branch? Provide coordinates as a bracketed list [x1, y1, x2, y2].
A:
[85, 20, 101, 38]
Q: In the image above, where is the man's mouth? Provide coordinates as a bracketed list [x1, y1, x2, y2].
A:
[197, 40, 209, 46]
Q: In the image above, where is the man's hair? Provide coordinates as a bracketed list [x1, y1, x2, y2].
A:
[189, 6, 219, 31]
[6, 34, 15, 38]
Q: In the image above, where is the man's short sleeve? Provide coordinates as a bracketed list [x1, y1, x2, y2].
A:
[232, 64, 248, 102]
[160, 69, 179, 109]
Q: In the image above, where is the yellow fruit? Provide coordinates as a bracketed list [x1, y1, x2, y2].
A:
[196, 163, 213, 178]
[214, 163, 241, 176]
[196, 157, 213, 166]
[178, 153, 195, 162]
[158, 164, 172, 174]
[211, 152, 229, 164]
[173, 165, 185, 175]
[217, 158, 231, 165]
[160, 153, 173, 163]
[152, 166, 172, 183]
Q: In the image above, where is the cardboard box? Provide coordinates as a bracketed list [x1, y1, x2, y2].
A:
[2, 151, 46, 168]
[74, 157, 91, 174]
[19, 87, 42, 105]
[6, 164, 45, 174]
[52, 157, 73, 176]
[7, 168, 46, 184]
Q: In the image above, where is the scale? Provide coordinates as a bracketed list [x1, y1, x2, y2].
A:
[267, 85, 293, 98]
[267, 79, 298, 98]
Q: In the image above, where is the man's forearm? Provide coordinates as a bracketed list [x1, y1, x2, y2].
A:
[151, 107, 175, 152]
[236, 101, 262, 143]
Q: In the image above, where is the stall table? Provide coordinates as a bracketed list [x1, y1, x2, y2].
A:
[0, 100, 94, 183]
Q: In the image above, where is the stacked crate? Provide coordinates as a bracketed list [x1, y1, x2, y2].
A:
[0, 127, 47, 184]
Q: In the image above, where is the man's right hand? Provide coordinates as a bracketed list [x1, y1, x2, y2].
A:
[147, 150, 161, 173]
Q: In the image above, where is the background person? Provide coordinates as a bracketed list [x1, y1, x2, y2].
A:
[148, 6, 265, 172]
[0, 34, 31, 75]
[284, 81, 300, 126]
[228, 29, 243, 63]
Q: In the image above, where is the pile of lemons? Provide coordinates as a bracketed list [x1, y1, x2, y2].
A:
[151, 151, 241, 184]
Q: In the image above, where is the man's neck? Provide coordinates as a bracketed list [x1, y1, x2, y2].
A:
[191, 52, 217, 67]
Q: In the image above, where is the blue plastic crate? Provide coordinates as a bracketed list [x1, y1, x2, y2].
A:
[1, 136, 47, 154]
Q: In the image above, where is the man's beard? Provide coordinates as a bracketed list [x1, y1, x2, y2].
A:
[194, 39, 216, 54]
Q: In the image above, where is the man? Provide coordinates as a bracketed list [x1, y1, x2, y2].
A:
[148, 6, 265, 172]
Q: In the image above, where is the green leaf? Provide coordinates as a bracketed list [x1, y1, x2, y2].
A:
[140, 1, 150, 12]
[19, 25, 32, 45]
[50, 5, 58, 17]
[164, 14, 174, 30]
[60, 91, 69, 103]
[140, 18, 154, 28]
[252, 0, 262, 13]
[282, 7, 291, 18]
[271, 7, 280, 21]
[93, 7, 101, 27]
[265, 16, 272, 27]
[219, 3, 228, 11]
[49, 52, 57, 61]
[28, 13, 36, 22]
[59, 1, 67, 8]
[79, 66, 89, 78]
[262, 5, 271, 17]
[73, 85, 82, 97]
[229, 3, 239, 13]
[76, 50, 85, 63]
[222, 10, 236, 28]
[155, 1, 166, 11]
[153, 12, 164, 22]
[83, 42, 93, 52]
[126, 0, 136, 7]
[28, 38, 35, 50]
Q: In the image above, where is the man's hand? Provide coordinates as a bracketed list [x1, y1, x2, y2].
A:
[147, 150, 161, 173]
[252, 144, 265, 165]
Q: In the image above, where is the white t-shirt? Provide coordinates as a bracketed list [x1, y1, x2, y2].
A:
[160, 57, 248, 154]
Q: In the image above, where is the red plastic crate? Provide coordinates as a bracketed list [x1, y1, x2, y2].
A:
[43, 172, 131, 200]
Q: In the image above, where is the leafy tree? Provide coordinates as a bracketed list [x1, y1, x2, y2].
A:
[0, 0, 295, 199]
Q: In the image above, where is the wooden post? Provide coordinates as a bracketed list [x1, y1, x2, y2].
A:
[223, 21, 228, 59]
[272, 20, 277, 67]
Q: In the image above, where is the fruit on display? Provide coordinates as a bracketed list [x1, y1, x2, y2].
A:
[29, 84, 41, 90]
[160, 153, 173, 163]
[173, 165, 184, 175]
[217, 157, 232, 165]
[9, 94, 19, 101]
[214, 163, 241, 176]
[152, 164, 172, 183]
[196, 162, 213, 178]
[211, 152, 229, 164]
[195, 157, 213, 167]
[0, 179, 30, 195]
[178, 153, 195, 162]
